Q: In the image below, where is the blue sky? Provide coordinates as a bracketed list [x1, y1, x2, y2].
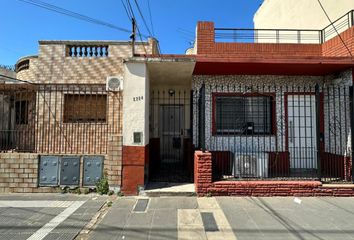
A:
[1, 0, 263, 65]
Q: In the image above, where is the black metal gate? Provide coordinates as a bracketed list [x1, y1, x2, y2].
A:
[194, 83, 353, 182]
[149, 89, 193, 182]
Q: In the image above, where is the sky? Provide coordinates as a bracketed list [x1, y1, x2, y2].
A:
[0, 0, 263, 66]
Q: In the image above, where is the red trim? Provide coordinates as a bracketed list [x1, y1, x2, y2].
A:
[284, 92, 324, 151]
[211, 92, 277, 136]
[193, 61, 354, 76]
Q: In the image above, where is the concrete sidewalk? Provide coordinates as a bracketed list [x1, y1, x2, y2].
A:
[90, 196, 354, 240]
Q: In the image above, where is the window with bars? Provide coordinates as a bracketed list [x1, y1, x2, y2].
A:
[15, 100, 29, 125]
[214, 95, 274, 135]
[64, 94, 107, 123]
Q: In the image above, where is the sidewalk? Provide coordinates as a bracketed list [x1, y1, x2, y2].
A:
[90, 196, 354, 240]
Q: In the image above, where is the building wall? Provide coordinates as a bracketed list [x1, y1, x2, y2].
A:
[192, 71, 352, 165]
[254, 0, 354, 30]
[16, 41, 155, 84]
[322, 27, 354, 57]
[0, 153, 41, 193]
[0, 67, 16, 79]
[34, 89, 122, 154]
[196, 22, 323, 57]
[122, 62, 150, 195]
[0, 151, 121, 192]
[9, 40, 157, 192]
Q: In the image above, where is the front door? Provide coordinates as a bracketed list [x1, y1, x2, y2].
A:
[160, 105, 184, 164]
[149, 103, 192, 182]
[287, 95, 318, 172]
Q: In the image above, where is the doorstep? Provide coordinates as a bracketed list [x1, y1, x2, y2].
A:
[140, 182, 196, 197]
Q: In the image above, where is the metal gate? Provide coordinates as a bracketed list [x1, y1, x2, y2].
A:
[149, 89, 193, 182]
[194, 83, 353, 182]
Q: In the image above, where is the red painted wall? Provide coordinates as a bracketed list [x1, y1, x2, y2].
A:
[122, 145, 149, 195]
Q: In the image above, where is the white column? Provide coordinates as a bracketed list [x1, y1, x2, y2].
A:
[123, 62, 149, 147]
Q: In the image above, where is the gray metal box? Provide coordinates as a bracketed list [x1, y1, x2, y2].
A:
[39, 156, 59, 186]
[60, 156, 80, 186]
[83, 156, 104, 186]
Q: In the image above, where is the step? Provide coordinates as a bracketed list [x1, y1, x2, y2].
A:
[140, 182, 196, 197]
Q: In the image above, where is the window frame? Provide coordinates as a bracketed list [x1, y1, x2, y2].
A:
[63, 93, 108, 123]
[15, 100, 29, 125]
[212, 92, 276, 136]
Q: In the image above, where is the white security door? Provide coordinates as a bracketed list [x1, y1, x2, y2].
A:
[287, 95, 317, 169]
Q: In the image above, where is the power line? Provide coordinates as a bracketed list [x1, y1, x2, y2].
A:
[317, 0, 353, 58]
[132, 0, 153, 37]
[18, 0, 137, 35]
[120, 0, 132, 20]
[147, 0, 155, 37]
[126, 0, 148, 55]
[126, 0, 161, 55]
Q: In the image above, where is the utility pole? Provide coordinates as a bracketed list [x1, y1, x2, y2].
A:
[130, 18, 136, 57]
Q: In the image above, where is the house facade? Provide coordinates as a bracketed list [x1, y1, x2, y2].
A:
[1, 4, 354, 196]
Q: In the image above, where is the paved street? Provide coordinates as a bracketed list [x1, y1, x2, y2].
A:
[0, 194, 106, 240]
[0, 194, 354, 240]
[90, 197, 354, 240]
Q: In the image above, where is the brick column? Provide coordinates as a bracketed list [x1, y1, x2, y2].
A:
[196, 22, 215, 54]
[194, 151, 212, 196]
[106, 134, 123, 190]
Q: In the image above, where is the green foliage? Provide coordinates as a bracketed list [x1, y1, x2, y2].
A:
[108, 190, 114, 196]
[117, 191, 124, 197]
[83, 188, 90, 195]
[107, 201, 113, 207]
[96, 175, 109, 195]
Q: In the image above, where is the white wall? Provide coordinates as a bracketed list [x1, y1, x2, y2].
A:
[123, 62, 149, 146]
[254, 0, 354, 29]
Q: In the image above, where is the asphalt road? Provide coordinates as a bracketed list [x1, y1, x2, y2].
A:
[1, 194, 354, 240]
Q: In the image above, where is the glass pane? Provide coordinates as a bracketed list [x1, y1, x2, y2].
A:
[215, 95, 272, 134]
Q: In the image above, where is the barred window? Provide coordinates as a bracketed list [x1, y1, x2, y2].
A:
[215, 95, 274, 135]
[15, 100, 29, 124]
[64, 94, 107, 123]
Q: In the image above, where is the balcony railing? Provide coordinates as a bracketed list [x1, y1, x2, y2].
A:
[0, 64, 15, 72]
[66, 45, 109, 57]
[215, 10, 354, 44]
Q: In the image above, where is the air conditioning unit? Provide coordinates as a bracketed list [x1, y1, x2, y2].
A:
[234, 153, 268, 178]
[106, 76, 123, 91]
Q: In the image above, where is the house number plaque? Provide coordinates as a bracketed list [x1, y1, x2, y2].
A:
[133, 96, 144, 101]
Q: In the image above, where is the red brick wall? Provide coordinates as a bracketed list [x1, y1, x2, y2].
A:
[322, 27, 354, 57]
[194, 151, 354, 197]
[196, 22, 322, 58]
[196, 21, 354, 59]
[121, 145, 148, 195]
[194, 151, 212, 193]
